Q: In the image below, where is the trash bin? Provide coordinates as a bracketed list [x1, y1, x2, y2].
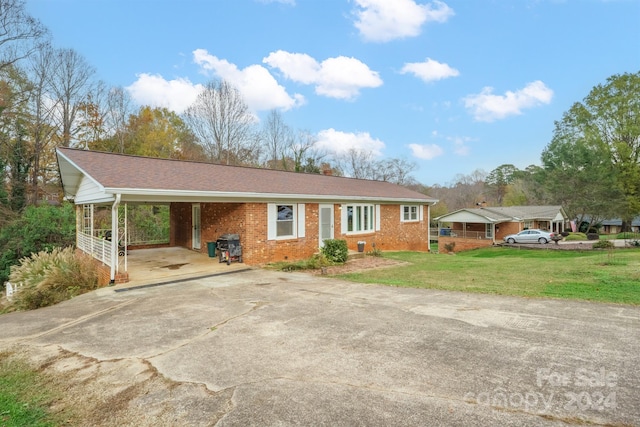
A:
[207, 241, 217, 258]
[357, 241, 365, 252]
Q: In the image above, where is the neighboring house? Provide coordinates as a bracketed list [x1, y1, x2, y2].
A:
[581, 217, 640, 234]
[434, 206, 568, 252]
[56, 148, 438, 285]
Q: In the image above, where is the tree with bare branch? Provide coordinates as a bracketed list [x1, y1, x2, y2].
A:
[49, 48, 95, 147]
[0, 0, 48, 73]
[26, 44, 58, 204]
[183, 79, 255, 165]
[105, 86, 134, 153]
[261, 109, 293, 169]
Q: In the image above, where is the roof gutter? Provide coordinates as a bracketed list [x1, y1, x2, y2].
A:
[102, 187, 438, 204]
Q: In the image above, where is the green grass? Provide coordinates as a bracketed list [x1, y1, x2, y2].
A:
[334, 247, 640, 304]
[0, 353, 71, 426]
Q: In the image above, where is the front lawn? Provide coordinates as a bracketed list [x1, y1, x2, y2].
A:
[334, 247, 640, 305]
[0, 352, 73, 426]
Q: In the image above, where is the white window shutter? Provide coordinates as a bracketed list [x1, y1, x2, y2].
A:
[341, 204, 347, 234]
[297, 204, 305, 238]
[419, 205, 424, 221]
[375, 205, 381, 231]
[267, 203, 276, 240]
[400, 205, 404, 222]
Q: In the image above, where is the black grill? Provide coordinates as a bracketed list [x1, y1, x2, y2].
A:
[216, 234, 242, 265]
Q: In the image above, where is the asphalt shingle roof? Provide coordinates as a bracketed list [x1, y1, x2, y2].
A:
[57, 148, 435, 202]
[479, 206, 564, 220]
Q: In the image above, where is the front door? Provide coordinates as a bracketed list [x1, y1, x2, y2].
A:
[319, 204, 334, 247]
[192, 204, 201, 250]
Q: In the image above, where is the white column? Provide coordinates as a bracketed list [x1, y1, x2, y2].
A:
[110, 194, 121, 283]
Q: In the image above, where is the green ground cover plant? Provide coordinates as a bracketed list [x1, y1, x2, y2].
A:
[564, 232, 588, 241]
[0, 203, 76, 290]
[334, 247, 640, 305]
[267, 252, 332, 271]
[0, 353, 73, 426]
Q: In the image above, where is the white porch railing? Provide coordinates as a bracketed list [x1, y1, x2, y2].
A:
[77, 230, 112, 266]
[93, 228, 169, 245]
[439, 229, 492, 240]
[5, 282, 21, 300]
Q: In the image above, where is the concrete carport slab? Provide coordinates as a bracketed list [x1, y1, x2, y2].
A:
[0, 269, 638, 426]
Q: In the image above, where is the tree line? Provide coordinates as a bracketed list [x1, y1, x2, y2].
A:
[0, 0, 419, 221]
[1, 0, 639, 232]
[427, 71, 640, 231]
[430, 72, 640, 231]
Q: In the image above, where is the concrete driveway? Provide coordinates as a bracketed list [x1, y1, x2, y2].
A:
[1, 269, 638, 426]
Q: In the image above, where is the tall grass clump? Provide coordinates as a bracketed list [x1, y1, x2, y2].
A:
[0, 203, 76, 289]
[8, 247, 98, 311]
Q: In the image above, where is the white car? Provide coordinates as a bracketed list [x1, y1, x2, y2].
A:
[503, 229, 555, 244]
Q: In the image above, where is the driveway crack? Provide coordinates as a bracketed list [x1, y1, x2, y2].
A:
[147, 300, 269, 359]
[3, 299, 140, 344]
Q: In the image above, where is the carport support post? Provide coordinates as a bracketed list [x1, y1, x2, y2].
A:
[110, 194, 121, 284]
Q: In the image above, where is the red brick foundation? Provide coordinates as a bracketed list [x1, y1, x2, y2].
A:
[438, 236, 495, 253]
[77, 248, 129, 286]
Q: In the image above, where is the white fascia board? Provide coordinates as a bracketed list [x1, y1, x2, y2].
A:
[74, 194, 117, 205]
[57, 150, 106, 195]
[106, 187, 436, 204]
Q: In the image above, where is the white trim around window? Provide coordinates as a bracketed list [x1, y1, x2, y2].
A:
[267, 203, 305, 240]
[401, 205, 420, 222]
[341, 203, 376, 235]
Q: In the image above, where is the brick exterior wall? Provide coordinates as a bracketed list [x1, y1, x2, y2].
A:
[496, 222, 521, 241]
[338, 204, 430, 253]
[438, 236, 494, 253]
[170, 202, 432, 265]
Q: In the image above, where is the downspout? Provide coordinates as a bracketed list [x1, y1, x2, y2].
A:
[110, 194, 121, 285]
[427, 201, 436, 252]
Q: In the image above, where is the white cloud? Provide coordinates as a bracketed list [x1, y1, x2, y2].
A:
[401, 58, 459, 82]
[193, 48, 305, 111]
[353, 0, 454, 42]
[463, 80, 554, 122]
[408, 143, 443, 160]
[264, 50, 382, 100]
[126, 74, 204, 114]
[263, 51, 319, 84]
[316, 128, 385, 156]
[447, 136, 472, 156]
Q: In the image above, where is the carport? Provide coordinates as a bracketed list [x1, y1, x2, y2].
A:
[119, 247, 249, 289]
[56, 149, 236, 285]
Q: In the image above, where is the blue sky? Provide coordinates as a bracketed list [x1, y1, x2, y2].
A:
[27, 0, 640, 185]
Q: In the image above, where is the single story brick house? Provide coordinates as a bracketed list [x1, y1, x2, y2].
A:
[435, 206, 568, 252]
[580, 216, 640, 234]
[56, 148, 438, 284]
